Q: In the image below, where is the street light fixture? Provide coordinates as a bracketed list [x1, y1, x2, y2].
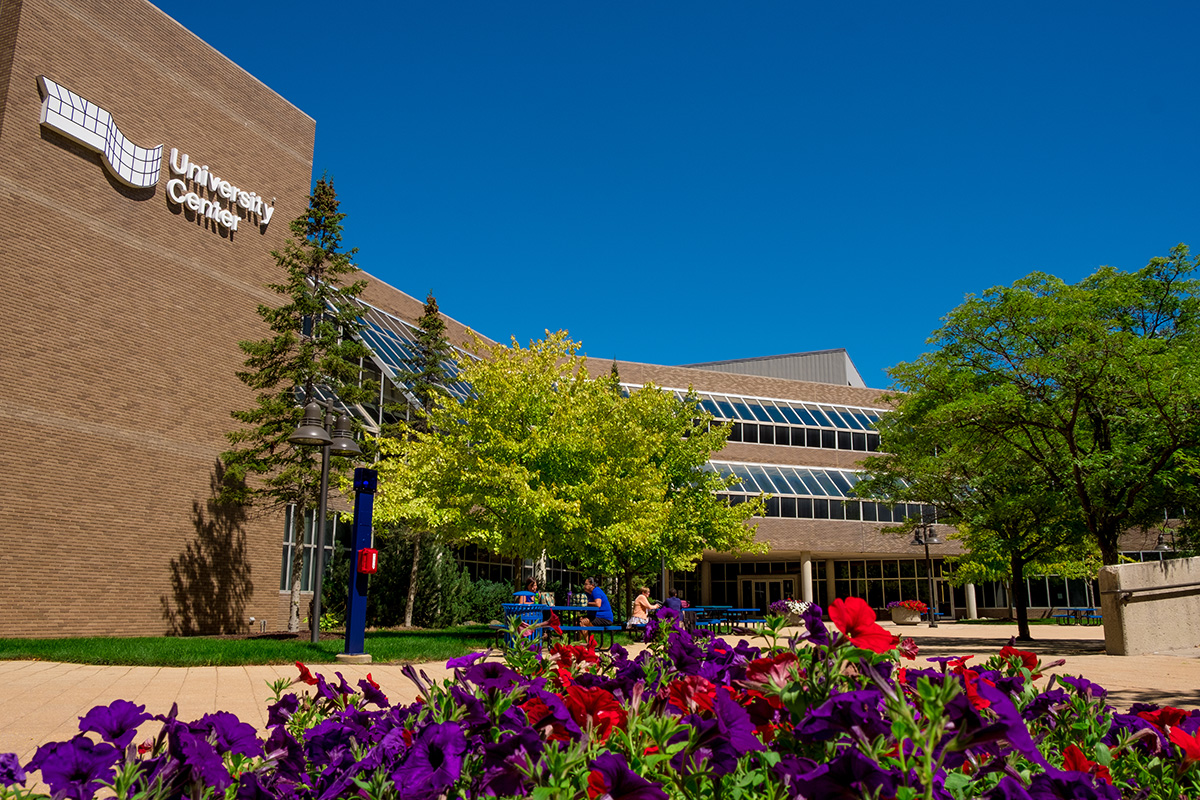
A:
[910, 519, 942, 628]
[289, 395, 362, 644]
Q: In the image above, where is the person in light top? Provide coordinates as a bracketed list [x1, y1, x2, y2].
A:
[628, 586, 660, 626]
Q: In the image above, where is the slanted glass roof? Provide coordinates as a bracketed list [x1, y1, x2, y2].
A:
[707, 460, 872, 498]
[629, 384, 886, 431]
[341, 298, 476, 403]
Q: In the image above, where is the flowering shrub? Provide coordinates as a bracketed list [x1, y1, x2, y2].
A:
[887, 599, 929, 614]
[4, 597, 1200, 799]
[768, 598, 809, 616]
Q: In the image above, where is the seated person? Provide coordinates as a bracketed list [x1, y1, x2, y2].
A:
[628, 586, 660, 626]
[664, 588, 683, 612]
[516, 578, 544, 604]
[579, 576, 614, 627]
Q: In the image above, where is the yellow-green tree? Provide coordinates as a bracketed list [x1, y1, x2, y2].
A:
[367, 332, 764, 615]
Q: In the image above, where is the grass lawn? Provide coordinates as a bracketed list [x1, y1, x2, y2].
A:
[0, 626, 495, 667]
[954, 617, 1061, 625]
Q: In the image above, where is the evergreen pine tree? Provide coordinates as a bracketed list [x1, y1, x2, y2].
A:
[220, 177, 374, 632]
[389, 292, 453, 626]
[406, 292, 453, 434]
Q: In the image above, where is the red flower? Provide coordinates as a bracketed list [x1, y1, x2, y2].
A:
[563, 685, 627, 743]
[669, 675, 717, 714]
[1138, 706, 1190, 731]
[1170, 727, 1200, 765]
[365, 673, 380, 689]
[744, 651, 799, 690]
[999, 645, 1040, 676]
[294, 661, 319, 686]
[519, 697, 572, 743]
[587, 769, 607, 799]
[1062, 743, 1113, 785]
[897, 637, 919, 661]
[829, 598, 899, 653]
[550, 635, 599, 668]
[548, 611, 563, 636]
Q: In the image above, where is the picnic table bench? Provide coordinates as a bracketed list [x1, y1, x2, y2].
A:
[495, 603, 626, 649]
[1051, 607, 1102, 625]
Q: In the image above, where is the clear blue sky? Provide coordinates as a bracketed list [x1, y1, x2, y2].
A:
[157, 2, 1200, 389]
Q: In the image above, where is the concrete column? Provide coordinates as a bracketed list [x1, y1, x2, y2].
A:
[800, 553, 813, 603]
[965, 583, 978, 619]
[700, 560, 712, 606]
[825, 558, 836, 605]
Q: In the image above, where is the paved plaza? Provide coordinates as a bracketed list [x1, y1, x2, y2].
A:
[2, 621, 1198, 772]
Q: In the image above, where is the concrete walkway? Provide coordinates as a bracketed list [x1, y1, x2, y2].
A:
[3, 621, 1198, 770]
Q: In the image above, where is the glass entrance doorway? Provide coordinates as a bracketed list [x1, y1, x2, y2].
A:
[741, 577, 797, 612]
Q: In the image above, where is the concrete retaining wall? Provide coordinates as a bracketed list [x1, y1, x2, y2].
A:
[1098, 557, 1200, 656]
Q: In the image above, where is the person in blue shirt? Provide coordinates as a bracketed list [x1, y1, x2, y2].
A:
[580, 576, 614, 626]
[664, 588, 684, 612]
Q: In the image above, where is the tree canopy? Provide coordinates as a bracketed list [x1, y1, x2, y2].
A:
[857, 396, 1094, 639]
[878, 244, 1200, 567]
[368, 332, 765, 604]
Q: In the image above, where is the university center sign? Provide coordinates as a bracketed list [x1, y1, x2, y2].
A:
[37, 75, 275, 233]
[166, 150, 275, 230]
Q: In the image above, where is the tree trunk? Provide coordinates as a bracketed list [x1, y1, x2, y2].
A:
[1011, 553, 1032, 641]
[405, 531, 423, 628]
[624, 569, 635, 623]
[1097, 520, 1121, 566]
[288, 503, 305, 632]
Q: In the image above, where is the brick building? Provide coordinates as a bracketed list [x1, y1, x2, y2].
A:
[0, 0, 479, 636]
[2, 0, 1126, 637]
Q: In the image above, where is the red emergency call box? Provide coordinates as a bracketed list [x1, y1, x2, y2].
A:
[357, 548, 379, 574]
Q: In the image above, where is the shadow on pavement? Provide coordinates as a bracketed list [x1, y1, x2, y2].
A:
[907, 635, 1107, 658]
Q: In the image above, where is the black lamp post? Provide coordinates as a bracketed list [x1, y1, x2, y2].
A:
[910, 521, 942, 628]
[289, 397, 362, 644]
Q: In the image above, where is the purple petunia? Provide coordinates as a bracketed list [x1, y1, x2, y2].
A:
[26, 736, 119, 800]
[267, 694, 300, 727]
[793, 689, 891, 743]
[177, 729, 233, 791]
[0, 753, 26, 788]
[358, 677, 390, 708]
[464, 661, 520, 692]
[191, 711, 262, 758]
[588, 751, 669, 800]
[786, 747, 900, 800]
[447, 651, 487, 669]
[801, 603, 829, 646]
[391, 721, 468, 798]
[78, 699, 151, 749]
[1056, 674, 1106, 700]
[1027, 769, 1121, 799]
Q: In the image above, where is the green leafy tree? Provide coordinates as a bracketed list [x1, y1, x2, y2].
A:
[883, 245, 1200, 566]
[368, 332, 765, 618]
[857, 415, 1091, 640]
[389, 292, 454, 627]
[220, 177, 374, 632]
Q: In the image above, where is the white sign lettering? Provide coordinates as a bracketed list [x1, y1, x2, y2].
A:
[37, 75, 276, 234]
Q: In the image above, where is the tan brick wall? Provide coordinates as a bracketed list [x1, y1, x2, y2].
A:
[0, 0, 315, 636]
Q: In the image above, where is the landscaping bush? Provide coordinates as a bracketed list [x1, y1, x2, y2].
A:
[321, 532, 481, 628]
[8, 597, 1200, 799]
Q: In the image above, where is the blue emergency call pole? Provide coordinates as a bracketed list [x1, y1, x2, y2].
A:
[342, 467, 377, 658]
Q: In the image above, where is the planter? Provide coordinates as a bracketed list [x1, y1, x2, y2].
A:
[784, 612, 801, 627]
[891, 607, 921, 626]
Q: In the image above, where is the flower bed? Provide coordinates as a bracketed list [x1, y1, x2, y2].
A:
[888, 599, 929, 614]
[4, 597, 1199, 799]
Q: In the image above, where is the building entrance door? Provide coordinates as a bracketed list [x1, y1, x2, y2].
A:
[741, 577, 797, 612]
